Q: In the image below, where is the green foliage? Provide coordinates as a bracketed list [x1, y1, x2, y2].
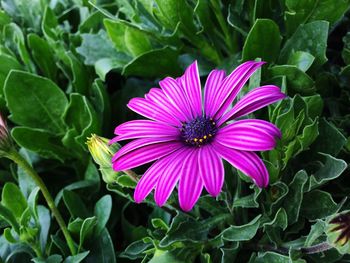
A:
[0, 0, 349, 262]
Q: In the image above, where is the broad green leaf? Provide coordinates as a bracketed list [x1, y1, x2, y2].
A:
[160, 213, 230, 247]
[301, 190, 338, 220]
[27, 33, 57, 80]
[85, 228, 116, 263]
[0, 204, 20, 233]
[11, 127, 69, 161]
[94, 195, 112, 236]
[104, 19, 152, 57]
[304, 220, 326, 246]
[94, 57, 127, 81]
[63, 93, 101, 150]
[270, 65, 314, 95]
[37, 205, 50, 252]
[221, 215, 261, 241]
[312, 118, 347, 156]
[287, 51, 315, 72]
[120, 240, 153, 260]
[0, 54, 21, 107]
[32, 255, 62, 263]
[282, 170, 308, 224]
[63, 190, 89, 219]
[253, 251, 305, 263]
[285, 0, 350, 34]
[242, 19, 281, 62]
[308, 153, 347, 190]
[279, 21, 329, 68]
[1, 183, 27, 220]
[79, 217, 97, 252]
[77, 30, 121, 65]
[63, 251, 89, 263]
[122, 46, 181, 78]
[3, 228, 17, 243]
[66, 52, 90, 95]
[4, 70, 68, 133]
[149, 250, 183, 263]
[27, 187, 40, 220]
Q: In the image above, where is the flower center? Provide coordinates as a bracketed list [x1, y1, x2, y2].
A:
[181, 117, 217, 147]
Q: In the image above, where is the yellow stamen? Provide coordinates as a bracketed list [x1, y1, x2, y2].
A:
[194, 138, 198, 142]
[199, 139, 203, 143]
[208, 134, 212, 137]
[203, 135, 207, 139]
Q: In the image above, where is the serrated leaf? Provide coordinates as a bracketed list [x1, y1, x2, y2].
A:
[221, 215, 261, 242]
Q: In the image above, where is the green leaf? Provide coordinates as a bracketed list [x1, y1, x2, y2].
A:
[221, 215, 261, 241]
[11, 127, 69, 161]
[285, 0, 350, 34]
[27, 187, 40, 220]
[122, 46, 181, 78]
[242, 19, 281, 63]
[63, 251, 89, 263]
[120, 240, 153, 260]
[279, 21, 329, 68]
[149, 250, 183, 263]
[79, 217, 97, 252]
[104, 19, 153, 57]
[0, 54, 21, 107]
[4, 70, 68, 133]
[32, 255, 62, 263]
[287, 51, 315, 72]
[94, 57, 127, 81]
[27, 33, 57, 80]
[63, 93, 101, 151]
[94, 195, 112, 236]
[270, 65, 314, 95]
[312, 118, 347, 156]
[301, 190, 338, 220]
[4, 228, 17, 243]
[63, 190, 89, 219]
[37, 205, 50, 252]
[0, 204, 20, 232]
[160, 213, 230, 247]
[308, 153, 347, 190]
[1, 183, 27, 220]
[304, 220, 326, 246]
[77, 30, 121, 65]
[86, 228, 116, 263]
[253, 251, 305, 263]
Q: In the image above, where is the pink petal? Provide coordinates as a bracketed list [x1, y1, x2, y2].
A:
[112, 140, 183, 171]
[214, 61, 265, 119]
[213, 141, 269, 187]
[145, 88, 187, 122]
[128, 97, 181, 127]
[218, 85, 286, 125]
[113, 120, 179, 141]
[159, 77, 193, 121]
[155, 148, 193, 207]
[204, 69, 226, 117]
[215, 123, 277, 151]
[178, 150, 203, 211]
[182, 61, 203, 117]
[134, 152, 176, 203]
[231, 119, 281, 138]
[198, 146, 224, 197]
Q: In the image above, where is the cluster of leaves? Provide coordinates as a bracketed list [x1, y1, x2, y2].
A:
[0, 0, 349, 262]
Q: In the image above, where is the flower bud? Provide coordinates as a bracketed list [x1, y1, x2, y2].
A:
[326, 211, 350, 254]
[0, 113, 14, 156]
[87, 134, 121, 184]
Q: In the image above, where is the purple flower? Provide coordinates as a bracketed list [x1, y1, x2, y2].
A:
[111, 61, 286, 211]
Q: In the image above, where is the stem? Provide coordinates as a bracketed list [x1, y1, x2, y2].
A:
[123, 169, 139, 182]
[8, 150, 77, 255]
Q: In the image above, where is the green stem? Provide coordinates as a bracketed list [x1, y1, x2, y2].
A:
[8, 150, 77, 255]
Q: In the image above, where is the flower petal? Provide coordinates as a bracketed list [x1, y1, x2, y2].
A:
[155, 148, 193, 207]
[113, 120, 179, 141]
[213, 141, 269, 187]
[182, 61, 202, 117]
[198, 146, 224, 196]
[112, 139, 183, 171]
[214, 61, 265, 119]
[218, 85, 286, 125]
[230, 119, 281, 138]
[128, 97, 181, 126]
[134, 152, 175, 203]
[145, 88, 187, 122]
[159, 77, 193, 121]
[178, 150, 203, 211]
[204, 69, 226, 117]
[215, 122, 277, 151]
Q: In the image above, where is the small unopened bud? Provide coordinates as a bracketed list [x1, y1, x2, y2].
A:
[87, 134, 121, 184]
[0, 113, 14, 156]
[327, 211, 350, 254]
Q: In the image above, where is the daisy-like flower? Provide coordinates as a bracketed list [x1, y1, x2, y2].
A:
[111, 61, 286, 211]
